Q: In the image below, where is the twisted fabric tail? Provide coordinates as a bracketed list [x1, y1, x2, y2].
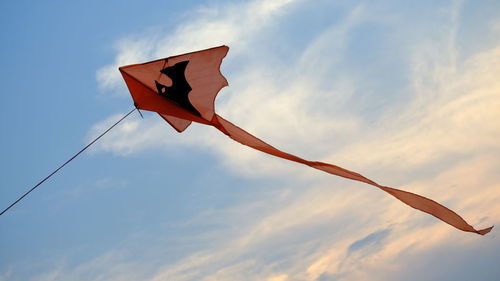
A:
[210, 114, 493, 235]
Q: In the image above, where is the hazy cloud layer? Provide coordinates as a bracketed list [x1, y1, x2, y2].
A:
[72, 0, 500, 280]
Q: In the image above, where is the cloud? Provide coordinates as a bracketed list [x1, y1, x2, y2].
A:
[54, 0, 500, 281]
[91, 0, 370, 178]
[96, 0, 303, 96]
[330, 44, 500, 174]
[347, 228, 392, 253]
[0, 269, 12, 281]
[31, 151, 499, 281]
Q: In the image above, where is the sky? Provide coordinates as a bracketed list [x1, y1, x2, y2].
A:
[1, 0, 500, 280]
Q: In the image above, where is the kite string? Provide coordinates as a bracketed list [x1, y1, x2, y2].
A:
[0, 107, 138, 216]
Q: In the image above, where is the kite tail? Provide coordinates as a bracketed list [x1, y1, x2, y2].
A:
[210, 114, 493, 235]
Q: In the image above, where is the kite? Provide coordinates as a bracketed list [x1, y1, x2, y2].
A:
[119, 45, 492, 235]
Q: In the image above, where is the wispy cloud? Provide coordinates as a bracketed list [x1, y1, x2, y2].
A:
[68, 0, 500, 280]
[96, 0, 303, 95]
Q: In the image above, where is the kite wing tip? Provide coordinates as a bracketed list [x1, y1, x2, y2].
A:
[477, 225, 494, 235]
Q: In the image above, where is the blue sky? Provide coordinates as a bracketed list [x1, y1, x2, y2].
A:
[1, 0, 500, 280]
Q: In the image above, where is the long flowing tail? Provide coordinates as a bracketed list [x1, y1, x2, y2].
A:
[211, 114, 493, 235]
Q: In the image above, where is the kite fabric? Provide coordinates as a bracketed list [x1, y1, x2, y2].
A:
[119, 45, 493, 235]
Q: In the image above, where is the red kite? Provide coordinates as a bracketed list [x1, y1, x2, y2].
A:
[119, 46, 492, 235]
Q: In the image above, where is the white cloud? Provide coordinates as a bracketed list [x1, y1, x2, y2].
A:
[29, 152, 499, 280]
[330, 45, 500, 174]
[96, 0, 303, 96]
[91, 0, 369, 178]
[66, 0, 500, 281]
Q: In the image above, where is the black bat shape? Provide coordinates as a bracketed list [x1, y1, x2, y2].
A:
[155, 60, 201, 116]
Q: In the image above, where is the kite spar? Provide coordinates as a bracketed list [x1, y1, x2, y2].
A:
[119, 45, 492, 235]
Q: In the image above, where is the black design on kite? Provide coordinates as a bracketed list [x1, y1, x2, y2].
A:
[155, 60, 200, 116]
